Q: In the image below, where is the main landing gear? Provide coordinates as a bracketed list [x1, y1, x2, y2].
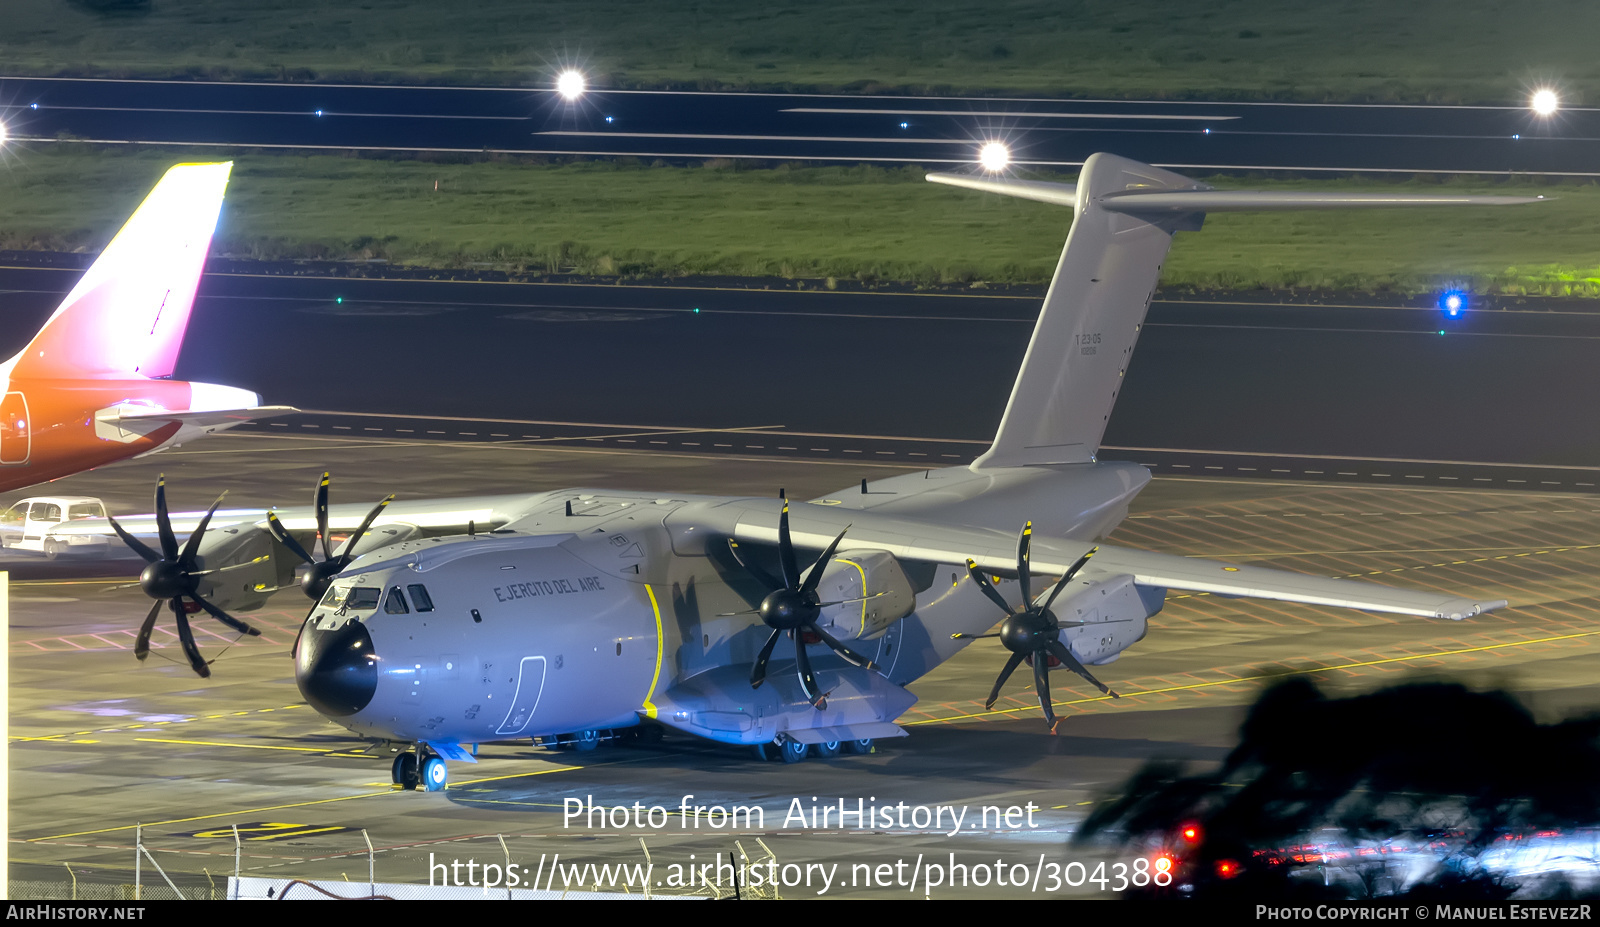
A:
[752, 736, 874, 763]
[391, 746, 450, 792]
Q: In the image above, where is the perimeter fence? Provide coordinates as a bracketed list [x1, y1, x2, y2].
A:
[11, 827, 783, 901]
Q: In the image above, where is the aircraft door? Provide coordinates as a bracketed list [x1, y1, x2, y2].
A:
[0, 392, 29, 464]
[495, 656, 548, 736]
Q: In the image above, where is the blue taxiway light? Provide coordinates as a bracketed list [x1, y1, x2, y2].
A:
[29, 103, 37, 110]
[900, 122, 910, 129]
[315, 109, 324, 117]
[1203, 127, 1211, 134]
[605, 115, 614, 123]
[1440, 291, 1467, 317]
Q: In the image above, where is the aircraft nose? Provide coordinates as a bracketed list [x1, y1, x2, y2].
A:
[295, 617, 378, 717]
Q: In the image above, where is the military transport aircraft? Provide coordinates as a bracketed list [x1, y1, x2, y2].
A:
[64, 154, 1532, 791]
[0, 161, 291, 494]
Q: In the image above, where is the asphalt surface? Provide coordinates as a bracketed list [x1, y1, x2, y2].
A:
[8, 433, 1600, 898]
[4, 264, 1599, 477]
[4, 77, 1598, 174]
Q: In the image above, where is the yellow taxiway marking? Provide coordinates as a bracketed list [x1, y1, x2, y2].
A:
[27, 761, 605, 842]
[134, 738, 372, 756]
[909, 628, 1600, 725]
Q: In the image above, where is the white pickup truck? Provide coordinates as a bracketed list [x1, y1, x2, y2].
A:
[0, 496, 113, 559]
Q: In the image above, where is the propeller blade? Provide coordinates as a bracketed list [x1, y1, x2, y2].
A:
[133, 599, 163, 661]
[336, 494, 396, 568]
[1033, 650, 1058, 730]
[984, 650, 1028, 710]
[725, 540, 783, 593]
[750, 627, 782, 689]
[188, 593, 260, 637]
[154, 475, 179, 561]
[314, 472, 332, 562]
[1015, 521, 1033, 607]
[776, 497, 799, 590]
[810, 623, 877, 670]
[1041, 546, 1098, 613]
[178, 492, 229, 571]
[1046, 639, 1118, 698]
[799, 524, 850, 597]
[951, 632, 1000, 640]
[265, 511, 316, 566]
[170, 600, 211, 678]
[106, 514, 161, 564]
[794, 635, 824, 708]
[966, 558, 1015, 618]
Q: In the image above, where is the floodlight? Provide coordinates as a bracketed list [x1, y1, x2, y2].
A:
[978, 141, 1010, 173]
[1531, 88, 1559, 116]
[557, 70, 587, 101]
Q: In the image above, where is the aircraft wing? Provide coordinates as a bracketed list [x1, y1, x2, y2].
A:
[727, 501, 1506, 622]
[1084, 546, 1505, 621]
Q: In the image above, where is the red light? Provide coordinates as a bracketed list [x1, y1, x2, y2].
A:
[1215, 859, 1240, 879]
[1180, 822, 1202, 844]
[1154, 855, 1175, 875]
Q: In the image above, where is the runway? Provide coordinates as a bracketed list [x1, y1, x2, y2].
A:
[7, 432, 1600, 898]
[4, 77, 1597, 175]
[4, 263, 1599, 472]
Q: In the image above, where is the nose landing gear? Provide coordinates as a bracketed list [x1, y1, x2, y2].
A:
[391, 745, 449, 791]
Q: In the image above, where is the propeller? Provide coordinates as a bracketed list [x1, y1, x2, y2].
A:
[727, 492, 879, 710]
[106, 475, 261, 678]
[264, 471, 394, 604]
[953, 522, 1121, 732]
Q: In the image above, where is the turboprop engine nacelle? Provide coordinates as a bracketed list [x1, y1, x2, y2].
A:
[1053, 573, 1164, 666]
[188, 521, 425, 613]
[811, 549, 917, 642]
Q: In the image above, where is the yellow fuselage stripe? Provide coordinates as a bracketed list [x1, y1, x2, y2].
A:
[642, 584, 665, 718]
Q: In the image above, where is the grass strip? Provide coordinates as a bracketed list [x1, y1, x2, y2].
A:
[2, 146, 1597, 295]
[5, 0, 1597, 104]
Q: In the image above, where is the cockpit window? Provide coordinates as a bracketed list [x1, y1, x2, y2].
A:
[407, 584, 435, 612]
[320, 584, 382, 610]
[384, 587, 410, 614]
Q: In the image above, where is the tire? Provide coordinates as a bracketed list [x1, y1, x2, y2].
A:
[392, 753, 420, 790]
[842, 738, 874, 755]
[43, 539, 60, 560]
[811, 740, 842, 759]
[572, 729, 600, 752]
[778, 738, 807, 764]
[422, 756, 449, 792]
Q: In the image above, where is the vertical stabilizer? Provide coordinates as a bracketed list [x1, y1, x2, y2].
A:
[6, 161, 233, 381]
[927, 154, 1543, 471]
[965, 153, 1201, 468]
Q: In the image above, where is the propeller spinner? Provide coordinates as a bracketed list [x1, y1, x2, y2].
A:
[728, 492, 879, 710]
[955, 522, 1120, 732]
[107, 475, 261, 677]
[265, 471, 394, 603]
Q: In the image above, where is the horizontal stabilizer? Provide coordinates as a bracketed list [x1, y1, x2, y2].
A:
[925, 172, 1077, 206]
[925, 171, 1546, 213]
[94, 404, 294, 444]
